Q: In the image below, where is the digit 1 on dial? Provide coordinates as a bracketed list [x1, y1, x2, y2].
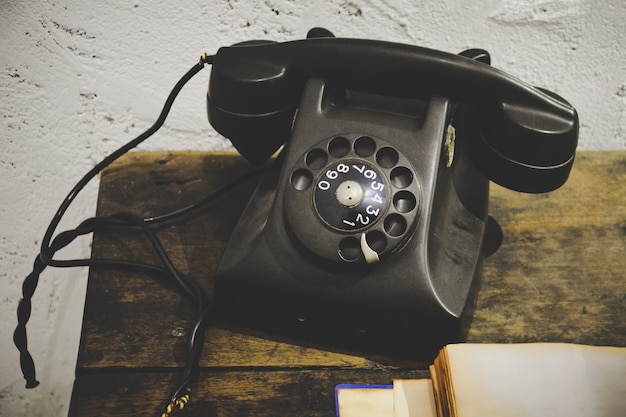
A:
[314, 160, 388, 231]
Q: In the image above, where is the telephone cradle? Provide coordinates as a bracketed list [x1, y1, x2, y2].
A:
[209, 29, 579, 359]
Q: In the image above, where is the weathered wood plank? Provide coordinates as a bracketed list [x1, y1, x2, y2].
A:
[69, 368, 429, 417]
[79, 151, 393, 371]
[470, 151, 626, 345]
[71, 150, 626, 417]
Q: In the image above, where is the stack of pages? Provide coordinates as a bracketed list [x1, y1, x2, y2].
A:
[336, 343, 626, 417]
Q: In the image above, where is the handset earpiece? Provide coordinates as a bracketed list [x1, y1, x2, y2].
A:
[456, 46, 578, 192]
[474, 87, 578, 192]
[206, 28, 337, 163]
[207, 36, 578, 191]
[206, 38, 294, 164]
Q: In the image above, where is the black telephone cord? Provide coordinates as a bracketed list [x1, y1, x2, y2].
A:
[11, 54, 253, 416]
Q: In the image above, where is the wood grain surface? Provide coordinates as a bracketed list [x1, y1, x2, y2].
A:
[69, 151, 626, 417]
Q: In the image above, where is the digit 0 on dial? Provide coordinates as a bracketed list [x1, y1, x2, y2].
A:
[285, 135, 420, 264]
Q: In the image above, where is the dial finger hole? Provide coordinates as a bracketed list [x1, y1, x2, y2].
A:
[339, 237, 361, 261]
[306, 148, 328, 170]
[328, 136, 351, 158]
[390, 166, 413, 188]
[366, 230, 387, 253]
[291, 169, 313, 191]
[393, 191, 417, 212]
[354, 136, 376, 157]
[384, 214, 407, 237]
[376, 147, 399, 169]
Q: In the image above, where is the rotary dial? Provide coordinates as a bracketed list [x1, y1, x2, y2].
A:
[284, 135, 420, 264]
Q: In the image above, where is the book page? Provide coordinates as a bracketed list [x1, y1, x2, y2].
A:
[445, 343, 626, 417]
[394, 379, 437, 417]
[335, 384, 394, 417]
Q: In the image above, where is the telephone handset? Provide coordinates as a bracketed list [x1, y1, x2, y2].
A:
[209, 29, 578, 358]
[208, 30, 578, 192]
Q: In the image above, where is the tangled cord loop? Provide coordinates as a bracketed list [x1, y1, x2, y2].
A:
[13, 55, 214, 413]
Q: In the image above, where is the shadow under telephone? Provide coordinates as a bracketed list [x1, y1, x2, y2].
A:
[15, 27, 578, 411]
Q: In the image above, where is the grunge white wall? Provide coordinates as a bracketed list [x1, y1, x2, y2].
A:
[1, 0, 624, 415]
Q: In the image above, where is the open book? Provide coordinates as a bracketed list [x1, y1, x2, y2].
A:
[335, 380, 436, 417]
[336, 343, 626, 417]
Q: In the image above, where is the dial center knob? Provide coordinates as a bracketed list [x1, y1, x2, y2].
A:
[314, 160, 388, 231]
[336, 180, 363, 207]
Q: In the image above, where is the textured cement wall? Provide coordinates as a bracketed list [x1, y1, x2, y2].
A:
[1, 0, 624, 415]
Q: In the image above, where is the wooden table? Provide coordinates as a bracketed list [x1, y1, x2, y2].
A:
[68, 151, 626, 417]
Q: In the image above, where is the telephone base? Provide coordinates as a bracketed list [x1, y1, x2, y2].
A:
[214, 79, 490, 360]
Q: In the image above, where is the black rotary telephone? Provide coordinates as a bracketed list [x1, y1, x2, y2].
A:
[208, 29, 578, 358]
[14, 28, 578, 413]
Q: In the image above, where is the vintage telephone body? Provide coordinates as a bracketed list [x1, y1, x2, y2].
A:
[207, 30, 578, 358]
[11, 29, 579, 408]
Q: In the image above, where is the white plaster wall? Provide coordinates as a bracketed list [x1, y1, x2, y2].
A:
[1, 0, 624, 415]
